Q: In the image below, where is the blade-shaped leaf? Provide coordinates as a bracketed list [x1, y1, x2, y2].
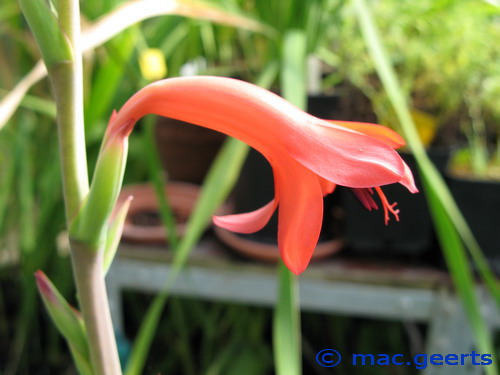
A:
[272, 28, 307, 375]
[273, 262, 301, 375]
[35, 271, 90, 362]
[0, 61, 46, 129]
[142, 117, 179, 251]
[282, 30, 307, 110]
[18, 0, 73, 69]
[69, 343, 94, 375]
[352, 1, 498, 373]
[103, 196, 132, 274]
[82, 0, 269, 53]
[125, 137, 249, 375]
[1, 0, 270, 130]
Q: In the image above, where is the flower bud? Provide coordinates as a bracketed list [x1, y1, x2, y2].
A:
[70, 114, 134, 246]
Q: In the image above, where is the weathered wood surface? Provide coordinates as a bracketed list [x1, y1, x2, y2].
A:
[117, 236, 450, 290]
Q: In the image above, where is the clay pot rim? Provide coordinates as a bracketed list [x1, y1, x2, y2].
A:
[214, 226, 344, 263]
[116, 182, 202, 244]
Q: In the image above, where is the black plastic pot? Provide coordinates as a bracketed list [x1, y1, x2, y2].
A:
[341, 150, 449, 257]
[447, 175, 500, 274]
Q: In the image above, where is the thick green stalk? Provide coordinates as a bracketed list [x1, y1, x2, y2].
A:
[20, 0, 123, 373]
[47, 0, 89, 221]
[70, 241, 122, 375]
[52, 2, 122, 372]
[50, 63, 89, 221]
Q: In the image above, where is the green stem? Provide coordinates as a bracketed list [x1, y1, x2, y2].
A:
[272, 29, 306, 375]
[49, 1, 121, 374]
[70, 241, 122, 375]
[51, 0, 89, 221]
[51, 63, 89, 221]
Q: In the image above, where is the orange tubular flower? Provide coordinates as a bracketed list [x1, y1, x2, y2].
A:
[109, 76, 417, 275]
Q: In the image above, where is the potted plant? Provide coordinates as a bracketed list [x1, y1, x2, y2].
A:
[317, 0, 500, 257]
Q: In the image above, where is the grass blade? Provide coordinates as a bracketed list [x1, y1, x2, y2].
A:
[82, 0, 269, 54]
[0, 61, 46, 130]
[281, 30, 307, 110]
[273, 262, 301, 375]
[124, 137, 249, 375]
[352, 0, 498, 373]
[272, 30, 307, 375]
[142, 116, 180, 249]
[1, 0, 270, 130]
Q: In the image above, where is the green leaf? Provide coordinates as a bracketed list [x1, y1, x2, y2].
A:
[70, 130, 128, 246]
[272, 31, 306, 375]
[35, 271, 90, 362]
[142, 117, 179, 250]
[85, 29, 137, 129]
[2, 0, 271, 131]
[273, 262, 301, 375]
[18, 0, 73, 69]
[421, 175, 495, 370]
[124, 137, 249, 375]
[69, 343, 94, 375]
[103, 195, 132, 274]
[352, 0, 498, 373]
[282, 30, 307, 109]
[172, 137, 249, 268]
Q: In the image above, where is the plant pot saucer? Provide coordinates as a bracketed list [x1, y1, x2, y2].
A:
[213, 226, 344, 263]
[115, 182, 208, 245]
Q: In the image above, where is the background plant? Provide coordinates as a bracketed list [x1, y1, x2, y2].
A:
[323, 0, 500, 178]
[2, 0, 499, 373]
[1, 0, 264, 373]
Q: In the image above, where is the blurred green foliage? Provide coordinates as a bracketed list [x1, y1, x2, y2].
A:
[2, 0, 500, 373]
[324, 0, 500, 177]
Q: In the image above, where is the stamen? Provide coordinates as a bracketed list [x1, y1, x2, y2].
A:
[351, 188, 378, 211]
[374, 187, 400, 225]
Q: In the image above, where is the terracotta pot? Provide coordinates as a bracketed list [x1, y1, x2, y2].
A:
[214, 226, 344, 263]
[154, 117, 226, 184]
[115, 182, 201, 245]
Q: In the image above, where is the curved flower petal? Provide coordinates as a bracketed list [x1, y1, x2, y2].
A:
[318, 176, 336, 196]
[213, 199, 277, 234]
[325, 120, 418, 193]
[290, 118, 405, 188]
[274, 157, 324, 275]
[326, 120, 405, 149]
[400, 160, 419, 193]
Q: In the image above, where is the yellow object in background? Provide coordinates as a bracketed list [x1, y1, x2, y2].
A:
[139, 48, 167, 81]
[410, 108, 438, 148]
